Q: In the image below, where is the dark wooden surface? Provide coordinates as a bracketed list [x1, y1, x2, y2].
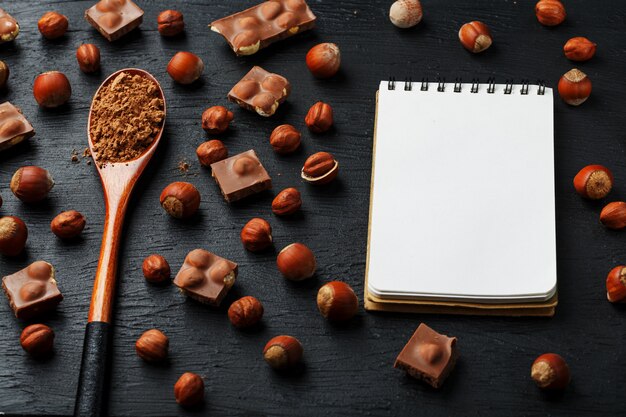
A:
[0, 0, 624, 416]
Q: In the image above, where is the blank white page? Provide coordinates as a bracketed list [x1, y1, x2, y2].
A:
[367, 81, 556, 302]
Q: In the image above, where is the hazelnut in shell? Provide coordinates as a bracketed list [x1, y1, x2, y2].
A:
[531, 353, 570, 390]
[174, 372, 204, 407]
[389, 0, 423, 29]
[317, 281, 359, 321]
[0, 60, 9, 89]
[10, 166, 55, 203]
[573, 165, 612, 199]
[167, 52, 204, 85]
[558, 69, 591, 106]
[33, 71, 71, 108]
[135, 329, 169, 362]
[20, 324, 54, 357]
[277, 243, 316, 281]
[458, 21, 492, 53]
[306, 43, 341, 79]
[263, 335, 303, 370]
[0, 216, 28, 256]
[240, 218, 273, 252]
[606, 265, 626, 303]
[160, 182, 201, 219]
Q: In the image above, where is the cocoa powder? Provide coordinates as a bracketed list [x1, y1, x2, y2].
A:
[90, 72, 164, 165]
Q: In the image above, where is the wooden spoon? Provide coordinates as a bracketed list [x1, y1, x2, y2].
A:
[74, 68, 166, 417]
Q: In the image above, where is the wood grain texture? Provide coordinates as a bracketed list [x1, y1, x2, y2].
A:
[0, 0, 624, 416]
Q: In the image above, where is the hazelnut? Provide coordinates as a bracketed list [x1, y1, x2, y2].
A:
[301, 152, 339, 185]
[135, 329, 169, 362]
[389, 0, 423, 29]
[142, 254, 171, 284]
[0, 60, 9, 89]
[50, 210, 86, 239]
[167, 52, 204, 85]
[272, 188, 302, 216]
[531, 353, 570, 390]
[76, 44, 101, 73]
[0, 11, 20, 43]
[196, 139, 228, 167]
[10, 166, 55, 203]
[263, 335, 303, 370]
[174, 372, 204, 407]
[201, 106, 233, 134]
[306, 43, 341, 79]
[305, 102, 334, 133]
[38, 11, 68, 39]
[33, 71, 71, 108]
[558, 69, 591, 106]
[0, 216, 28, 256]
[564, 37, 596, 62]
[316, 281, 359, 321]
[20, 324, 54, 357]
[157, 10, 184, 37]
[606, 265, 626, 303]
[160, 182, 201, 219]
[228, 296, 264, 328]
[573, 165, 612, 199]
[277, 243, 316, 281]
[240, 218, 273, 252]
[535, 0, 566, 26]
[600, 201, 626, 230]
[458, 21, 492, 53]
[269, 124, 301, 154]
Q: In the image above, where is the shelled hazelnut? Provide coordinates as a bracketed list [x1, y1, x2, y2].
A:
[20, 324, 54, 357]
[301, 152, 339, 185]
[558, 69, 591, 106]
[196, 140, 228, 167]
[135, 329, 169, 362]
[564, 37, 596, 62]
[277, 243, 316, 281]
[269, 124, 301, 154]
[389, 0, 423, 29]
[174, 372, 204, 407]
[531, 353, 570, 390]
[240, 218, 273, 252]
[76, 44, 101, 73]
[157, 10, 184, 37]
[0, 216, 28, 256]
[306, 43, 341, 78]
[263, 335, 303, 370]
[167, 52, 204, 84]
[606, 266, 626, 303]
[38, 11, 68, 39]
[305, 102, 334, 133]
[33, 71, 71, 108]
[573, 165, 612, 199]
[317, 281, 359, 321]
[10, 166, 54, 203]
[535, 0, 566, 26]
[50, 210, 86, 239]
[160, 182, 200, 219]
[272, 188, 302, 216]
[0, 60, 8, 89]
[600, 202, 626, 230]
[458, 21, 492, 53]
[201, 106, 233, 134]
[142, 254, 171, 284]
[228, 296, 264, 328]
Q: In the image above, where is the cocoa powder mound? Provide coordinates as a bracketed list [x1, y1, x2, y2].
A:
[90, 72, 164, 165]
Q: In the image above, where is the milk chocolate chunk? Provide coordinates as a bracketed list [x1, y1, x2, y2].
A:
[211, 150, 272, 203]
[0, 8, 20, 43]
[173, 249, 237, 306]
[228, 66, 290, 117]
[0, 102, 35, 152]
[394, 323, 458, 388]
[210, 0, 316, 56]
[85, 0, 144, 42]
[2, 261, 63, 319]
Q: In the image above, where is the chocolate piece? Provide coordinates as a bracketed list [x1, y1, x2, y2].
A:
[394, 323, 458, 388]
[210, 0, 316, 56]
[211, 150, 272, 203]
[0, 8, 19, 43]
[85, 0, 144, 42]
[0, 102, 35, 152]
[173, 249, 237, 306]
[228, 66, 290, 117]
[2, 261, 63, 319]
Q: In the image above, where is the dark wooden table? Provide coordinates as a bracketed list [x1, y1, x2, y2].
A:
[1, 0, 624, 416]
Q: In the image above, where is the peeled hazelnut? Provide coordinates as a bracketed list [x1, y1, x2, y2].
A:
[573, 165, 612, 199]
[38, 11, 68, 39]
[558, 69, 591, 106]
[531, 353, 570, 390]
[277, 243, 316, 281]
[157, 10, 184, 37]
[600, 201, 626, 230]
[389, 0, 423, 29]
[135, 329, 169, 362]
[272, 188, 302, 216]
[0, 60, 9, 89]
[160, 182, 201, 219]
[20, 324, 54, 357]
[76, 44, 101, 73]
[606, 266, 626, 303]
[10, 166, 54, 203]
[196, 139, 228, 167]
[50, 210, 86, 239]
[535, 0, 566, 26]
[167, 52, 204, 85]
[228, 296, 264, 328]
[142, 254, 171, 284]
[458, 21, 492, 53]
[201, 106, 233, 134]
[33, 71, 71, 108]
[263, 335, 303, 370]
[0, 216, 28, 256]
[564, 37, 596, 62]
[317, 281, 359, 321]
[301, 152, 339, 185]
[306, 43, 341, 79]
[305, 102, 334, 133]
[240, 218, 273, 252]
[270, 124, 301, 154]
[174, 372, 204, 407]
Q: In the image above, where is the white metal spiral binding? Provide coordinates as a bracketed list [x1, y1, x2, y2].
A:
[388, 77, 546, 95]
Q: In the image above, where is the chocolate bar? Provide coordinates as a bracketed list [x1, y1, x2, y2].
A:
[394, 323, 458, 388]
[210, 0, 316, 56]
[228, 66, 290, 117]
[173, 249, 237, 306]
[85, 0, 144, 42]
[0, 102, 34, 152]
[211, 150, 272, 203]
[2, 261, 63, 319]
[0, 8, 19, 43]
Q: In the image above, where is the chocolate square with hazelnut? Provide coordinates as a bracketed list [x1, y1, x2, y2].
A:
[0, 102, 35, 152]
[228, 66, 290, 117]
[211, 149, 272, 203]
[173, 249, 237, 307]
[2, 261, 63, 319]
[394, 323, 458, 388]
[85, 0, 144, 42]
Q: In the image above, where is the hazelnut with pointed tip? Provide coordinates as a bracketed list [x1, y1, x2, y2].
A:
[159, 182, 201, 219]
[558, 69, 591, 106]
[317, 281, 359, 321]
[531, 353, 570, 390]
[263, 335, 303, 370]
[573, 165, 612, 199]
[10, 166, 54, 203]
[277, 243, 316, 281]
[606, 266, 626, 303]
[458, 21, 492, 53]
[0, 216, 28, 256]
[389, 0, 423, 29]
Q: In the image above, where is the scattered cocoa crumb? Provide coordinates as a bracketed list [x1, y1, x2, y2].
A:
[87, 160, 92, 165]
[178, 160, 190, 173]
[83, 147, 91, 158]
[71, 149, 79, 163]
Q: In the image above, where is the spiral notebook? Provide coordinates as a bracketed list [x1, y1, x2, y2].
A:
[364, 79, 558, 316]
